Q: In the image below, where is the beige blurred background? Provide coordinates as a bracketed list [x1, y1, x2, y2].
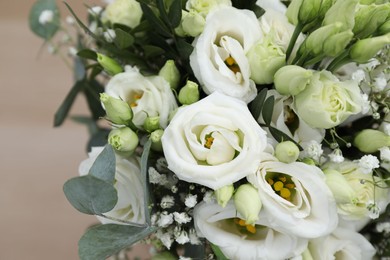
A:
[0, 1, 149, 259]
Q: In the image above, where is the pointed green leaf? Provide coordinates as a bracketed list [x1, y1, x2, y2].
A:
[63, 175, 118, 215]
[83, 80, 105, 120]
[89, 144, 116, 183]
[77, 49, 98, 61]
[177, 39, 194, 59]
[140, 2, 172, 37]
[268, 126, 303, 151]
[114, 28, 134, 49]
[143, 45, 165, 58]
[249, 88, 268, 120]
[168, 0, 183, 28]
[54, 80, 84, 127]
[210, 244, 229, 260]
[261, 95, 274, 126]
[87, 129, 110, 152]
[141, 139, 152, 225]
[157, 0, 170, 25]
[29, 0, 60, 40]
[78, 224, 156, 260]
[252, 5, 265, 18]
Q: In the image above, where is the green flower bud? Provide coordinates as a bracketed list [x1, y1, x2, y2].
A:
[286, 0, 303, 25]
[302, 158, 316, 165]
[247, 40, 286, 84]
[354, 129, 390, 153]
[100, 93, 133, 125]
[353, 3, 390, 38]
[174, 10, 188, 37]
[103, 0, 142, 28]
[234, 184, 262, 225]
[324, 169, 357, 203]
[274, 65, 312, 96]
[378, 20, 390, 35]
[181, 10, 205, 37]
[178, 80, 200, 105]
[275, 141, 300, 163]
[305, 23, 345, 55]
[150, 129, 164, 152]
[108, 127, 139, 154]
[323, 30, 354, 57]
[322, 0, 358, 30]
[215, 184, 234, 208]
[158, 60, 180, 90]
[298, 0, 323, 25]
[97, 53, 123, 75]
[350, 33, 390, 63]
[143, 116, 161, 133]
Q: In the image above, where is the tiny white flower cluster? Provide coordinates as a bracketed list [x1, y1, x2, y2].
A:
[39, 10, 54, 25]
[357, 155, 380, 174]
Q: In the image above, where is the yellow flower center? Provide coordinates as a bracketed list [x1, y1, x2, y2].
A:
[225, 56, 240, 74]
[204, 136, 214, 149]
[129, 92, 143, 107]
[234, 218, 256, 234]
[267, 173, 296, 202]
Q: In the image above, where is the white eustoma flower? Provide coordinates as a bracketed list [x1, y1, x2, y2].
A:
[189, 7, 262, 103]
[258, 90, 325, 149]
[186, 0, 232, 17]
[162, 92, 268, 190]
[194, 201, 308, 260]
[256, 0, 287, 14]
[79, 147, 145, 225]
[247, 161, 338, 238]
[379, 146, 390, 162]
[105, 66, 177, 129]
[308, 227, 376, 260]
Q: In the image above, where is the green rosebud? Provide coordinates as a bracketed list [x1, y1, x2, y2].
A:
[150, 129, 164, 152]
[143, 116, 161, 133]
[378, 20, 390, 35]
[97, 53, 123, 75]
[108, 127, 139, 154]
[247, 39, 286, 84]
[103, 0, 142, 28]
[234, 184, 262, 225]
[350, 33, 390, 63]
[215, 184, 234, 208]
[354, 129, 390, 153]
[181, 10, 205, 37]
[274, 65, 312, 96]
[178, 80, 200, 105]
[158, 60, 180, 90]
[100, 93, 133, 125]
[353, 3, 390, 38]
[322, 0, 358, 30]
[324, 169, 357, 203]
[275, 141, 300, 163]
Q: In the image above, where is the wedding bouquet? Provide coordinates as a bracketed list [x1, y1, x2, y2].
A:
[29, 0, 390, 259]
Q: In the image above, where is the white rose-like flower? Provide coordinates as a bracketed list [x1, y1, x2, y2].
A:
[105, 66, 177, 129]
[256, 0, 287, 14]
[248, 161, 338, 238]
[189, 7, 262, 103]
[162, 92, 268, 190]
[308, 227, 376, 260]
[186, 0, 232, 16]
[194, 201, 308, 260]
[79, 147, 145, 225]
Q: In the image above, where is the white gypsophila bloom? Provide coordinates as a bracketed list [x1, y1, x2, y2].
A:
[161, 196, 175, 209]
[157, 212, 174, 227]
[173, 212, 192, 224]
[179, 257, 192, 260]
[361, 93, 371, 114]
[374, 73, 387, 91]
[362, 59, 380, 70]
[156, 229, 173, 249]
[156, 157, 168, 172]
[175, 230, 190, 244]
[65, 16, 74, 25]
[379, 147, 390, 162]
[351, 69, 366, 83]
[329, 149, 345, 163]
[89, 6, 103, 15]
[47, 44, 55, 54]
[203, 191, 214, 203]
[151, 213, 158, 226]
[357, 155, 380, 174]
[39, 10, 54, 25]
[149, 167, 161, 184]
[301, 140, 323, 162]
[366, 201, 381, 219]
[376, 222, 390, 233]
[185, 194, 198, 208]
[189, 228, 201, 245]
[103, 29, 116, 43]
[68, 47, 78, 57]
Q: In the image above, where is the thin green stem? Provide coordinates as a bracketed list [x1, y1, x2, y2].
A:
[286, 23, 304, 62]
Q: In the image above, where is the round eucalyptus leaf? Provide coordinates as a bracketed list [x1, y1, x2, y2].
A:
[29, 0, 60, 40]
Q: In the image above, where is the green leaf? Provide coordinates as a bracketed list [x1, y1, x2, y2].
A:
[29, 0, 60, 40]
[74, 56, 86, 81]
[89, 144, 116, 183]
[143, 45, 165, 58]
[140, 3, 172, 37]
[210, 244, 229, 260]
[261, 95, 274, 126]
[54, 80, 84, 127]
[249, 88, 268, 120]
[177, 39, 194, 59]
[83, 80, 105, 120]
[141, 139, 152, 226]
[114, 28, 135, 49]
[168, 0, 182, 28]
[252, 5, 265, 18]
[87, 129, 110, 152]
[63, 175, 118, 215]
[268, 126, 303, 151]
[78, 224, 156, 260]
[77, 49, 98, 61]
[156, 0, 170, 26]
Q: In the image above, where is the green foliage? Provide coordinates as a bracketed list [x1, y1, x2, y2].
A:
[210, 244, 229, 260]
[249, 88, 268, 120]
[78, 224, 156, 260]
[113, 28, 135, 49]
[29, 0, 60, 40]
[261, 96, 275, 126]
[141, 139, 152, 225]
[89, 145, 116, 183]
